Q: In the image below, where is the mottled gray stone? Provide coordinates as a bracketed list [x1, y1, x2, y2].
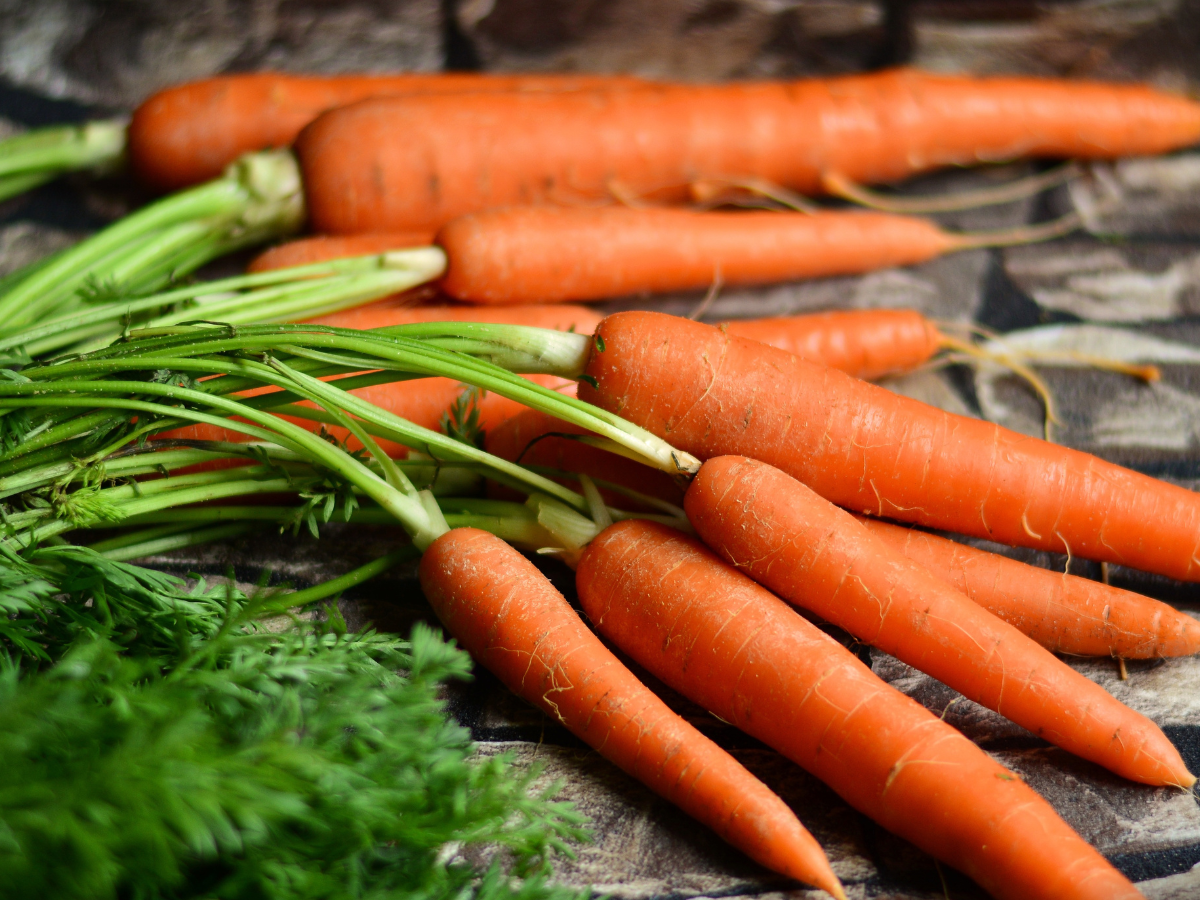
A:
[455, 0, 886, 81]
[910, 0, 1192, 88]
[1045, 156, 1200, 240]
[1003, 239, 1200, 321]
[0, 221, 84, 276]
[0, 0, 442, 109]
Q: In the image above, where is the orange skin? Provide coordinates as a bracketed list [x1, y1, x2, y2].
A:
[855, 515, 1200, 659]
[484, 407, 685, 509]
[297, 68, 1200, 234]
[438, 207, 961, 304]
[683, 456, 1193, 789]
[128, 71, 646, 191]
[578, 311, 1200, 582]
[419, 528, 845, 898]
[575, 519, 1144, 900]
[247, 232, 437, 273]
[721, 309, 943, 382]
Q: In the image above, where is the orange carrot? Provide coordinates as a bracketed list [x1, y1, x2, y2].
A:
[297, 69, 1200, 234]
[576, 519, 1143, 900]
[721, 309, 942, 381]
[484, 407, 685, 509]
[577, 311, 1200, 582]
[156, 304, 598, 458]
[128, 71, 646, 191]
[855, 514, 1200, 659]
[437, 207, 962, 304]
[247, 232, 437, 273]
[419, 527, 846, 898]
[683, 455, 1193, 788]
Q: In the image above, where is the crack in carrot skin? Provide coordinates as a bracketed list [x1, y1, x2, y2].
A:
[576, 519, 1143, 900]
[418, 527, 841, 893]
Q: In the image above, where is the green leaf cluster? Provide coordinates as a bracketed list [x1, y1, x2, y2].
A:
[0, 548, 589, 900]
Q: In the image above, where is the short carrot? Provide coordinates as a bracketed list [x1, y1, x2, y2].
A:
[128, 71, 646, 191]
[419, 527, 846, 898]
[248, 232, 437, 273]
[437, 207, 964, 304]
[575, 519, 1143, 900]
[297, 68, 1200, 234]
[576, 311, 1200, 582]
[854, 514, 1200, 659]
[683, 455, 1193, 789]
[720, 309, 942, 381]
[484, 407, 685, 509]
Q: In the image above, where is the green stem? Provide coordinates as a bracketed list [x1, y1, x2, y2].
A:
[257, 547, 420, 616]
[0, 150, 304, 327]
[90, 522, 261, 561]
[0, 120, 126, 179]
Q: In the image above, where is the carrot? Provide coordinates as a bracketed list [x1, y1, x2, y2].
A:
[721, 309, 942, 381]
[156, 304, 599, 458]
[683, 455, 1193, 789]
[247, 232, 437, 273]
[296, 69, 1200, 234]
[575, 518, 1143, 900]
[437, 207, 963, 304]
[577, 310, 1200, 582]
[854, 514, 1200, 659]
[419, 527, 846, 898]
[484, 407, 685, 509]
[128, 71, 646, 191]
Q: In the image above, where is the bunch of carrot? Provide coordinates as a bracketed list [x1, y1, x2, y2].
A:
[11, 63, 1200, 900]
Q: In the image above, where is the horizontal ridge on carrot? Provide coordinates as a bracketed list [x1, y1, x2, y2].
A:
[129, 71, 647, 191]
[576, 310, 1200, 582]
[855, 515, 1200, 658]
[437, 207, 962, 304]
[419, 527, 845, 898]
[575, 519, 1143, 900]
[683, 455, 1193, 788]
[297, 68, 1200, 233]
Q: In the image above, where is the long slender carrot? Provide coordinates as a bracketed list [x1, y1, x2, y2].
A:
[254, 228, 946, 380]
[576, 310, 1200, 582]
[419, 527, 846, 898]
[248, 232, 437, 273]
[437, 207, 964, 304]
[683, 455, 1193, 788]
[854, 514, 1200, 658]
[128, 71, 646, 191]
[297, 69, 1200, 233]
[575, 519, 1143, 900]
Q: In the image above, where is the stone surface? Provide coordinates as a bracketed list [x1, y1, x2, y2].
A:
[909, 0, 1197, 91]
[455, 0, 888, 81]
[0, 0, 442, 109]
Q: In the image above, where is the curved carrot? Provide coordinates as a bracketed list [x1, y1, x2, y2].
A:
[248, 232, 437, 273]
[575, 519, 1143, 900]
[683, 455, 1192, 789]
[128, 71, 646, 191]
[721, 309, 942, 381]
[437, 207, 962, 304]
[297, 69, 1200, 233]
[577, 311, 1200, 582]
[855, 515, 1200, 659]
[419, 527, 845, 898]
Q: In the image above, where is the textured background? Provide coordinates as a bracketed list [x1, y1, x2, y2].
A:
[4, 2, 1200, 898]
